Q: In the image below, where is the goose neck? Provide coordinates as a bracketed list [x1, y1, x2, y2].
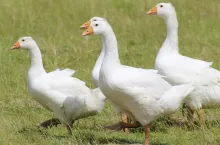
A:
[91, 39, 105, 87]
[29, 44, 43, 66]
[94, 38, 105, 68]
[28, 44, 46, 78]
[164, 14, 179, 52]
[102, 29, 120, 65]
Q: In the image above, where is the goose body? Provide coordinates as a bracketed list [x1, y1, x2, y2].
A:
[82, 19, 195, 144]
[147, 3, 220, 111]
[28, 68, 104, 121]
[11, 37, 106, 133]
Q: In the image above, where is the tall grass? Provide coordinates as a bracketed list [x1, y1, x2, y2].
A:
[1, 0, 220, 144]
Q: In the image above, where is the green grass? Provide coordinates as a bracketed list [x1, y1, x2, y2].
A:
[1, 0, 220, 144]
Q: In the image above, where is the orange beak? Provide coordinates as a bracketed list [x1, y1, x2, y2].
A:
[11, 41, 20, 50]
[82, 26, 94, 36]
[147, 6, 157, 15]
[80, 20, 91, 29]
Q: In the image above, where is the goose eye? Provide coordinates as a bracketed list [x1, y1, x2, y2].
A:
[160, 5, 163, 7]
[95, 24, 98, 26]
[22, 39, 25, 42]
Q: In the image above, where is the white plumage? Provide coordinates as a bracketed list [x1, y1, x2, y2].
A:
[148, 3, 220, 111]
[11, 36, 106, 134]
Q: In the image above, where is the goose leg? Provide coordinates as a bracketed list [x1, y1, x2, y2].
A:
[196, 107, 205, 127]
[38, 118, 61, 128]
[186, 105, 194, 122]
[104, 121, 140, 131]
[181, 103, 194, 122]
[181, 103, 187, 116]
[104, 122, 122, 131]
[121, 114, 130, 133]
[144, 124, 150, 145]
[122, 121, 141, 128]
[66, 124, 72, 135]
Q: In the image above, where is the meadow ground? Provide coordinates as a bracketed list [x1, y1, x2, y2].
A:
[1, 0, 220, 144]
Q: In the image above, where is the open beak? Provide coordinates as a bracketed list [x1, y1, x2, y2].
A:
[11, 41, 20, 50]
[80, 20, 91, 29]
[82, 26, 94, 36]
[147, 6, 157, 15]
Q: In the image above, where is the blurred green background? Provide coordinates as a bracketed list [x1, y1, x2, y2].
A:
[1, 0, 220, 144]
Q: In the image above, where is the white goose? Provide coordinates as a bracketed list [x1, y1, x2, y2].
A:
[80, 17, 131, 132]
[11, 37, 106, 134]
[82, 19, 195, 145]
[147, 3, 220, 123]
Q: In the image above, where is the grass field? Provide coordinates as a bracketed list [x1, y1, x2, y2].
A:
[1, 0, 220, 144]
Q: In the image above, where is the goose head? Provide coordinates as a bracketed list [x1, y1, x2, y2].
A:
[147, 3, 176, 19]
[82, 19, 111, 36]
[80, 17, 106, 29]
[11, 36, 37, 50]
